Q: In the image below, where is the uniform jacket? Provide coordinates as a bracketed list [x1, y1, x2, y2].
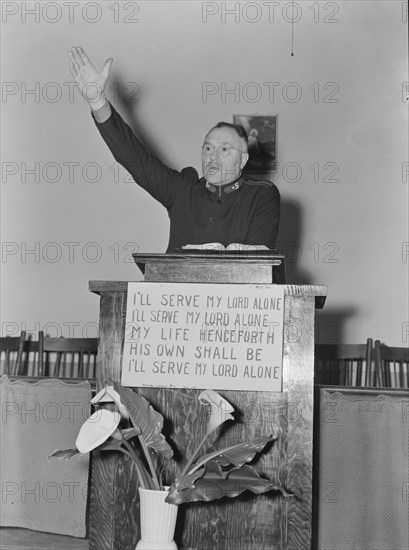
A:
[93, 105, 280, 252]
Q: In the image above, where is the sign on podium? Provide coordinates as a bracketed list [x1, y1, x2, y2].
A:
[122, 282, 284, 392]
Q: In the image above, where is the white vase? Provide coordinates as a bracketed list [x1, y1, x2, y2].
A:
[135, 486, 178, 550]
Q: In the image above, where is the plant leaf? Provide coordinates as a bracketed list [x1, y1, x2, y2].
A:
[110, 380, 173, 459]
[96, 429, 143, 452]
[96, 438, 128, 452]
[110, 427, 142, 441]
[166, 464, 292, 505]
[214, 435, 277, 467]
[49, 448, 81, 460]
[172, 469, 206, 493]
[189, 435, 276, 474]
[204, 460, 225, 477]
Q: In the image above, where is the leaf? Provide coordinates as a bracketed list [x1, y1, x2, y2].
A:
[95, 429, 142, 452]
[173, 469, 206, 492]
[204, 460, 225, 477]
[49, 427, 141, 460]
[123, 427, 143, 439]
[189, 435, 276, 473]
[111, 427, 142, 441]
[166, 464, 292, 505]
[49, 448, 81, 460]
[110, 380, 173, 459]
[213, 435, 277, 467]
[96, 438, 128, 452]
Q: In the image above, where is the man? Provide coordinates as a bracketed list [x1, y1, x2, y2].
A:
[68, 47, 280, 252]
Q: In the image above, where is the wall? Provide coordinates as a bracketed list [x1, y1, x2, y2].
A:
[1, 1, 408, 345]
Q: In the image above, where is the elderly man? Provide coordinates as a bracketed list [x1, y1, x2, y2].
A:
[68, 47, 280, 252]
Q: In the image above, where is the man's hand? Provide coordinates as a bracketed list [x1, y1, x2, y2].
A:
[68, 46, 113, 111]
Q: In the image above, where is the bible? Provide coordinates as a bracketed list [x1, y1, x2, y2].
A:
[182, 243, 270, 251]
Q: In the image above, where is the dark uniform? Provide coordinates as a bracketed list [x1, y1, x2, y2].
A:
[93, 105, 280, 252]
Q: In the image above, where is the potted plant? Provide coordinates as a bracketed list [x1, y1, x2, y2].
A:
[51, 379, 291, 549]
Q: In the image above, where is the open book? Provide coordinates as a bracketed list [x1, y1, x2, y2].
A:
[182, 243, 270, 251]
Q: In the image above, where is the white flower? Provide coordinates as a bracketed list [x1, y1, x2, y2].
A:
[76, 409, 121, 453]
[91, 384, 130, 419]
[199, 389, 234, 436]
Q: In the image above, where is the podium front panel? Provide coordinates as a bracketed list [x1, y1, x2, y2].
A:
[89, 271, 326, 550]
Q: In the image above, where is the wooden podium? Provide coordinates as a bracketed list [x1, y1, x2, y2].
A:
[88, 253, 326, 550]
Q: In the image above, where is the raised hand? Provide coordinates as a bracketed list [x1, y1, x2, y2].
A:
[68, 46, 113, 110]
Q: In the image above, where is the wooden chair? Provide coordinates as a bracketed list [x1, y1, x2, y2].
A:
[374, 340, 409, 388]
[315, 339, 374, 386]
[0, 331, 26, 375]
[38, 332, 99, 378]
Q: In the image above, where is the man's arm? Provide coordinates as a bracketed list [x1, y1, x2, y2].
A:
[93, 104, 195, 208]
[68, 46, 194, 209]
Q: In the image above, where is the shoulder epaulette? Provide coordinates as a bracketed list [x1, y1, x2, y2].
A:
[180, 166, 201, 182]
[242, 176, 274, 189]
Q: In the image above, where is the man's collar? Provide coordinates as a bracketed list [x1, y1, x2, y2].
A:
[205, 175, 243, 197]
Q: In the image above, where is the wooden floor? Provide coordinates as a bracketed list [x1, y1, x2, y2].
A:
[0, 528, 89, 550]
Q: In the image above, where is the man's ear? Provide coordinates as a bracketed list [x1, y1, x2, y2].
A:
[240, 152, 249, 170]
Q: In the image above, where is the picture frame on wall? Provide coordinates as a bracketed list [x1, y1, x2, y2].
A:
[233, 114, 277, 174]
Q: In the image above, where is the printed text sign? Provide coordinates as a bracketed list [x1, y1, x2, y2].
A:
[121, 282, 284, 391]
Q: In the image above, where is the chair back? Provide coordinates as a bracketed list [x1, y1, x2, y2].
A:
[0, 332, 26, 375]
[315, 339, 373, 386]
[374, 340, 409, 388]
[39, 332, 99, 378]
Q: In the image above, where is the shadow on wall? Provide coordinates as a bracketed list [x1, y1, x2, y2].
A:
[241, 168, 312, 284]
[276, 198, 312, 285]
[110, 69, 177, 168]
[278, 199, 358, 345]
[315, 308, 359, 345]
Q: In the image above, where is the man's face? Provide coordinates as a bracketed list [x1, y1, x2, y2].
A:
[201, 127, 249, 186]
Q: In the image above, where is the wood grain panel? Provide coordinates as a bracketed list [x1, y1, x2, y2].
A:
[89, 291, 141, 550]
[138, 388, 288, 549]
[145, 263, 274, 284]
[282, 294, 315, 549]
[89, 278, 326, 550]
